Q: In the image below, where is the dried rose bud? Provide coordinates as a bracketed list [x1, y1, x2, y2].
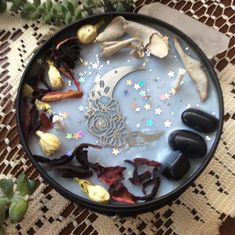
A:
[77, 20, 104, 44]
[35, 130, 61, 156]
[74, 178, 110, 203]
[47, 60, 63, 89]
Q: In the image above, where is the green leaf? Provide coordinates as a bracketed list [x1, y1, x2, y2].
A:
[33, 0, 41, 6]
[46, 0, 52, 10]
[66, 1, 74, 14]
[60, 4, 68, 15]
[38, 4, 46, 14]
[9, 199, 28, 223]
[0, 179, 13, 198]
[0, 197, 10, 210]
[74, 8, 81, 18]
[16, 174, 30, 196]
[43, 13, 53, 24]
[0, 0, 7, 13]
[65, 11, 72, 25]
[28, 180, 37, 195]
[22, 3, 35, 13]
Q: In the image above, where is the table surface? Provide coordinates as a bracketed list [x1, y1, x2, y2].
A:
[0, 0, 234, 234]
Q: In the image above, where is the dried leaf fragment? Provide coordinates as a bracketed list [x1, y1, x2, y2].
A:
[174, 37, 208, 101]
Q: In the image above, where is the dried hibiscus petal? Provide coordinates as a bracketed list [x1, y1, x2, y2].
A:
[34, 154, 73, 166]
[133, 158, 161, 168]
[124, 160, 151, 185]
[136, 168, 161, 201]
[39, 112, 53, 131]
[23, 99, 31, 135]
[51, 165, 93, 178]
[109, 181, 136, 204]
[94, 165, 126, 186]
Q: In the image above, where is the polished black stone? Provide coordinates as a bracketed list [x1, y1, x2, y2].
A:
[162, 153, 190, 180]
[169, 129, 207, 158]
[181, 108, 218, 133]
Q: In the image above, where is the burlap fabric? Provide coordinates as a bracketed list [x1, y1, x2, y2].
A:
[0, 0, 234, 234]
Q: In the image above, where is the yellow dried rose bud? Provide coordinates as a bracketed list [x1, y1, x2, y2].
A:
[23, 84, 34, 97]
[47, 60, 63, 89]
[74, 178, 110, 203]
[35, 99, 51, 111]
[35, 130, 61, 156]
[77, 20, 104, 44]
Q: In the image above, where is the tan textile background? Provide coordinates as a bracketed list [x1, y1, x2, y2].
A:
[0, 0, 234, 234]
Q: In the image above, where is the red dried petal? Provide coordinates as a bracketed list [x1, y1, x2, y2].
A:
[133, 158, 161, 167]
[109, 182, 136, 204]
[39, 112, 53, 131]
[96, 166, 126, 186]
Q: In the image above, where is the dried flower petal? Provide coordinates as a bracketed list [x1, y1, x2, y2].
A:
[109, 181, 136, 204]
[23, 84, 34, 97]
[39, 112, 53, 131]
[133, 158, 161, 167]
[124, 160, 151, 185]
[95, 166, 126, 186]
[35, 99, 51, 111]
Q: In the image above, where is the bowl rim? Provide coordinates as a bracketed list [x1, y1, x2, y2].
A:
[16, 12, 224, 215]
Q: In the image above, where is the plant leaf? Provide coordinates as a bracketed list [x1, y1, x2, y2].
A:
[16, 174, 30, 196]
[0, 226, 5, 235]
[0, 209, 6, 226]
[0, 179, 13, 198]
[9, 199, 29, 223]
[33, 0, 41, 6]
[10, 0, 22, 12]
[66, 1, 74, 14]
[0, 197, 10, 210]
[28, 180, 37, 195]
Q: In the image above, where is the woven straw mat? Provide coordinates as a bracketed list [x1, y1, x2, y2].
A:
[0, 0, 234, 234]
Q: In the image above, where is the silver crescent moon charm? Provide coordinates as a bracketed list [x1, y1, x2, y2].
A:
[86, 66, 164, 148]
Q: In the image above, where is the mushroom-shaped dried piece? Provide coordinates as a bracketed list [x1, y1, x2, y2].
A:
[101, 38, 144, 58]
[174, 37, 208, 101]
[96, 16, 126, 42]
[123, 20, 169, 58]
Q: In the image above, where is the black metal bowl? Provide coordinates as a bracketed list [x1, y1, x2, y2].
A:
[16, 13, 224, 216]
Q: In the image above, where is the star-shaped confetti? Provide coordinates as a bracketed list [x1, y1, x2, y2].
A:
[106, 60, 110, 65]
[78, 105, 85, 112]
[79, 77, 86, 84]
[66, 133, 73, 139]
[136, 123, 140, 128]
[155, 108, 162, 115]
[164, 120, 172, 128]
[92, 63, 99, 69]
[163, 36, 169, 42]
[112, 147, 120, 156]
[206, 136, 211, 141]
[146, 119, 154, 127]
[74, 131, 84, 140]
[139, 81, 145, 87]
[126, 80, 133, 86]
[144, 103, 151, 110]
[168, 71, 175, 78]
[139, 90, 146, 97]
[134, 83, 140, 90]
[186, 104, 191, 108]
[135, 107, 140, 112]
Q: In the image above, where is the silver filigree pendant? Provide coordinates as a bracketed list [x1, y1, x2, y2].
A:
[86, 66, 164, 148]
